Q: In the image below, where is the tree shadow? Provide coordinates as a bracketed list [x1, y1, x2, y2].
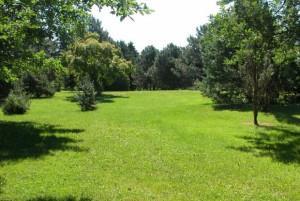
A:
[65, 94, 129, 104]
[96, 94, 129, 103]
[65, 95, 77, 103]
[27, 196, 92, 201]
[212, 104, 252, 112]
[213, 103, 300, 126]
[270, 105, 300, 126]
[0, 121, 86, 164]
[229, 126, 300, 164]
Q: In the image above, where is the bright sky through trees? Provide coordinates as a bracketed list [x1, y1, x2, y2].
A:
[92, 0, 219, 52]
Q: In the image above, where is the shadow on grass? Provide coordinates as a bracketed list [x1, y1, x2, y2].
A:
[229, 126, 300, 164]
[0, 121, 86, 164]
[213, 103, 300, 126]
[65, 95, 77, 103]
[66, 94, 129, 104]
[27, 196, 92, 201]
[213, 104, 252, 112]
[270, 105, 300, 126]
[96, 94, 129, 103]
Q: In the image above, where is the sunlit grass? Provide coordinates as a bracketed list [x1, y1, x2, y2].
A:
[0, 90, 299, 200]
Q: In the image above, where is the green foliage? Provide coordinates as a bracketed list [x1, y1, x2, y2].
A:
[0, 50, 64, 99]
[64, 72, 77, 91]
[116, 41, 139, 62]
[173, 36, 203, 88]
[2, 84, 30, 115]
[154, 43, 182, 89]
[64, 33, 134, 93]
[22, 72, 56, 98]
[115, 41, 139, 90]
[18, 51, 65, 91]
[0, 0, 88, 81]
[0, 80, 11, 100]
[107, 74, 130, 91]
[94, 0, 153, 21]
[88, 16, 113, 43]
[134, 42, 202, 90]
[276, 60, 300, 103]
[133, 45, 159, 89]
[199, 20, 245, 104]
[0, 0, 152, 81]
[75, 75, 97, 111]
[200, 0, 299, 124]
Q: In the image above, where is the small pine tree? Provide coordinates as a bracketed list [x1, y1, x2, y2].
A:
[2, 83, 30, 115]
[75, 75, 97, 111]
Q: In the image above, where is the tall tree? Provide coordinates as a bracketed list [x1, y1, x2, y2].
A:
[173, 35, 203, 88]
[199, 19, 244, 104]
[63, 33, 134, 93]
[154, 44, 182, 89]
[116, 41, 139, 62]
[217, 0, 299, 125]
[134, 45, 159, 89]
[88, 16, 114, 43]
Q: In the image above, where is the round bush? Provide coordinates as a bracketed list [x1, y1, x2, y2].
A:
[2, 90, 30, 115]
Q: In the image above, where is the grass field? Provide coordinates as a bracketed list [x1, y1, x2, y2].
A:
[0, 90, 299, 200]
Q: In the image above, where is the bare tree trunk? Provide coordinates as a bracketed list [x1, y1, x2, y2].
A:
[253, 102, 259, 126]
[252, 62, 259, 126]
[253, 86, 259, 125]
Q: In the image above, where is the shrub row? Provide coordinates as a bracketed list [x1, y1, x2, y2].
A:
[2, 75, 97, 115]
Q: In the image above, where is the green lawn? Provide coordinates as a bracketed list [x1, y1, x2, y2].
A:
[0, 90, 299, 201]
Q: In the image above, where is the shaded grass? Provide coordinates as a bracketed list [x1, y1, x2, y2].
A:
[271, 105, 300, 125]
[65, 93, 129, 104]
[213, 103, 300, 126]
[0, 121, 86, 163]
[229, 126, 300, 164]
[0, 90, 299, 200]
[213, 103, 300, 163]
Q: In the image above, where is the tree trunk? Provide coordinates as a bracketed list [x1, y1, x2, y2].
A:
[253, 103, 258, 125]
[253, 78, 259, 126]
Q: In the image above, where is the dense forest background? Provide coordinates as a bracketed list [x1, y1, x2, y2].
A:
[1, 0, 299, 117]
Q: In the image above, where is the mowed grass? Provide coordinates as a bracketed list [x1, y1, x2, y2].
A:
[0, 90, 299, 200]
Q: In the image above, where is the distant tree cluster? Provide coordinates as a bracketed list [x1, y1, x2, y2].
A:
[133, 40, 203, 90]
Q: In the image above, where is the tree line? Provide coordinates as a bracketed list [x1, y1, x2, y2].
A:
[0, 0, 299, 124]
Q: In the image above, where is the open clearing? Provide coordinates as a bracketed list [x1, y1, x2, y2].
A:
[0, 90, 299, 200]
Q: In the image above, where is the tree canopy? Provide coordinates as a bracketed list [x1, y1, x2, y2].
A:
[199, 0, 300, 125]
[63, 33, 134, 93]
[0, 0, 152, 81]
